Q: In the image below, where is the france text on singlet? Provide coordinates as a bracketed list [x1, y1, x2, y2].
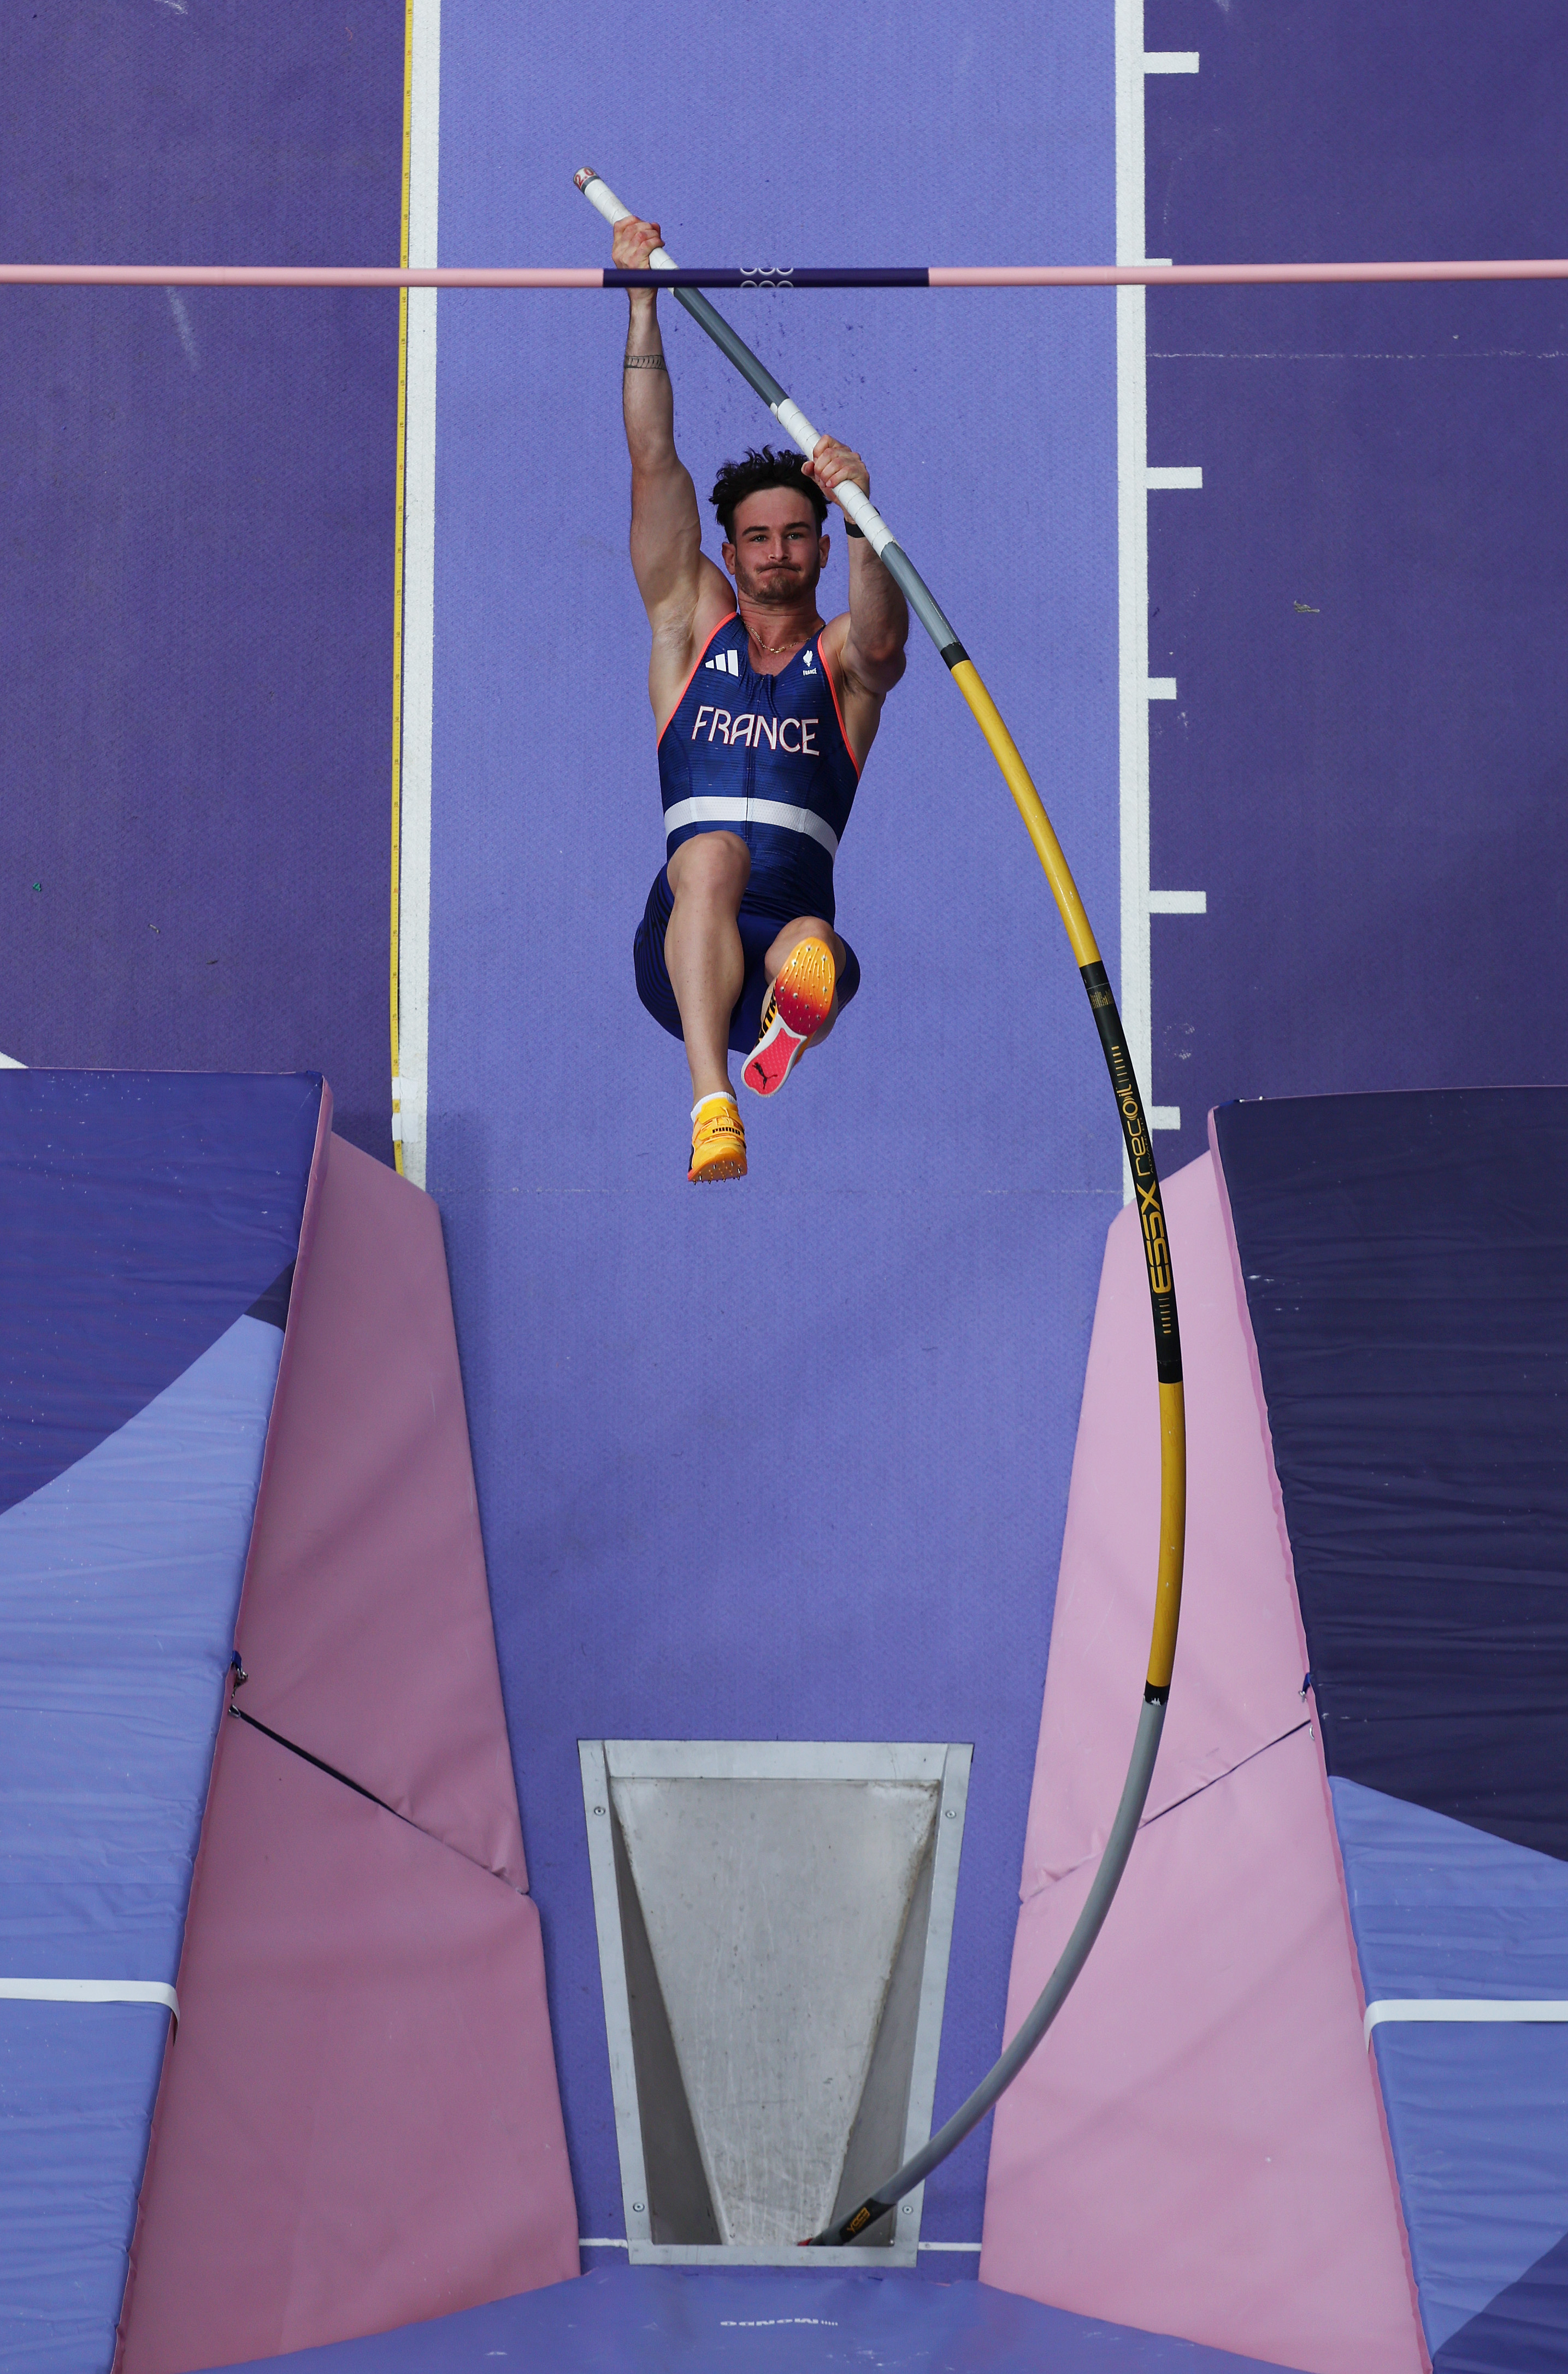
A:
[657, 612, 860, 922]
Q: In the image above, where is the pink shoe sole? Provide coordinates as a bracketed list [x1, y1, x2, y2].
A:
[742, 939, 836, 1099]
[742, 1014, 809, 1097]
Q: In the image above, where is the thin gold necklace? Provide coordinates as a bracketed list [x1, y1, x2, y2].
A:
[746, 615, 821, 656]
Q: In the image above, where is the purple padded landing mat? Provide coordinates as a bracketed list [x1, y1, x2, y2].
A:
[0, 1072, 324, 2372]
[1212, 1087, 1568, 1859]
[1437, 2231, 1568, 2373]
[1214, 1089, 1568, 2369]
[200, 2267, 1306, 2374]
[0, 1070, 322, 1515]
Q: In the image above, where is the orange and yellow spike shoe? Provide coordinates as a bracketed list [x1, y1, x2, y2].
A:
[688, 1092, 747, 1182]
[742, 936, 836, 1098]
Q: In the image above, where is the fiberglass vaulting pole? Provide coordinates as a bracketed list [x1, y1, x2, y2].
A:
[576, 168, 1186, 2247]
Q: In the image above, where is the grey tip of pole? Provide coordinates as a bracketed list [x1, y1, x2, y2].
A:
[573, 167, 598, 192]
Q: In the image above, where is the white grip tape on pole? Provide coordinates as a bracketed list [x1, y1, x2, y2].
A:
[577, 175, 678, 272]
[834, 484, 894, 556]
[771, 400, 895, 555]
[577, 174, 630, 230]
[770, 395, 821, 461]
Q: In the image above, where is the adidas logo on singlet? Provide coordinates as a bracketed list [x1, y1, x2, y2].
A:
[704, 647, 741, 677]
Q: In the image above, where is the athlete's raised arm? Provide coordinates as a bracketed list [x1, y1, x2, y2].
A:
[614, 214, 735, 720]
[808, 437, 909, 764]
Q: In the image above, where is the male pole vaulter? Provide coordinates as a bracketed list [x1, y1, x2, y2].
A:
[613, 211, 911, 1182]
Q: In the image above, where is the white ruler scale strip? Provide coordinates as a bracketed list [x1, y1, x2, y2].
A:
[1115, 10, 1208, 1168]
[1115, 0, 1153, 1189]
[397, 0, 440, 1193]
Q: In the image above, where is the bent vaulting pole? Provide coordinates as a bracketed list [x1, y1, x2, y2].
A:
[576, 169, 1186, 2246]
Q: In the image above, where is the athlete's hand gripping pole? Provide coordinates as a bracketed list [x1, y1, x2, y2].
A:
[576, 172, 892, 542]
[576, 167, 1187, 2249]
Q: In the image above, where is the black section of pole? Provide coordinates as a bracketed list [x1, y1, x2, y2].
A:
[1079, 963, 1182, 1387]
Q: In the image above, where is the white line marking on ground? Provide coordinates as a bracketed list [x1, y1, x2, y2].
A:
[1147, 677, 1178, 700]
[1148, 890, 1206, 913]
[1144, 51, 1200, 72]
[1146, 465, 1202, 488]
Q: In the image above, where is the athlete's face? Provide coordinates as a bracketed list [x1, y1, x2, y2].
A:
[722, 488, 828, 605]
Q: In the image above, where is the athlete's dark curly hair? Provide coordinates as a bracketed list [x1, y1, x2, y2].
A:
[709, 446, 827, 540]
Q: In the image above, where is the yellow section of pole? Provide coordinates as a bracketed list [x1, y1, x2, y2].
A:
[1148, 1381, 1187, 1693]
[950, 651, 1184, 1702]
[948, 658, 1101, 970]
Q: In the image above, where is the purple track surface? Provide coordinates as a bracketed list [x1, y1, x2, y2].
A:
[0, 4, 401, 1161]
[197, 2266, 1306, 2374]
[1142, 0, 1568, 1174]
[429, 0, 1121, 2257]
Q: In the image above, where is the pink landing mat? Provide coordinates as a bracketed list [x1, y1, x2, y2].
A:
[119, 1715, 579, 2374]
[981, 1152, 1425, 2374]
[1018, 1151, 1310, 1891]
[234, 1132, 526, 1887]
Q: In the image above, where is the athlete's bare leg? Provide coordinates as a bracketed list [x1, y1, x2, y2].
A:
[666, 832, 750, 1100]
[764, 915, 848, 1051]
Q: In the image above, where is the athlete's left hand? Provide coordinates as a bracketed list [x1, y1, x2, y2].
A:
[804, 435, 870, 510]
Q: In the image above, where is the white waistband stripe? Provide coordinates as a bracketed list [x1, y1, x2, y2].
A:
[664, 797, 839, 858]
[0, 1977, 180, 2019]
[1364, 1998, 1568, 2045]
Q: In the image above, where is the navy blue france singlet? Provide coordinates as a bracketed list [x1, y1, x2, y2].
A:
[657, 612, 860, 922]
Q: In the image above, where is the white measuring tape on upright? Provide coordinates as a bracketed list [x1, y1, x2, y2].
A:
[574, 173, 896, 558]
[1365, 1998, 1568, 2046]
[0, 1977, 180, 2019]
